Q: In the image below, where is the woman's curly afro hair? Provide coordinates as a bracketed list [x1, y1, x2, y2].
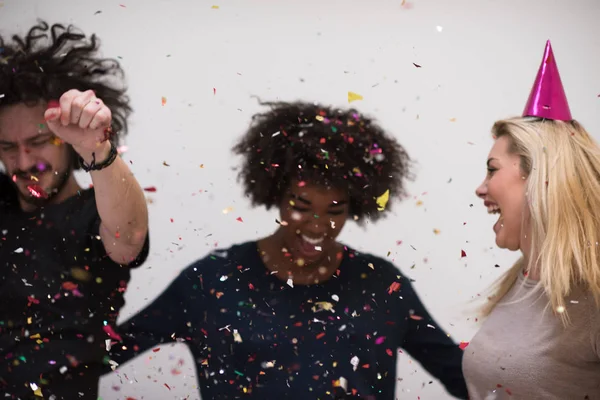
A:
[233, 100, 413, 224]
[0, 21, 131, 169]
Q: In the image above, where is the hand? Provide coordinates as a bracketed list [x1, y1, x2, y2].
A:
[44, 89, 112, 162]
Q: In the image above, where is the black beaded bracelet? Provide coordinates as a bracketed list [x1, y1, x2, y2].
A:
[79, 141, 118, 172]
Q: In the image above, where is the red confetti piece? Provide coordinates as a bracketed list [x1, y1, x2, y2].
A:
[27, 184, 48, 199]
[62, 281, 78, 291]
[386, 348, 393, 356]
[409, 314, 423, 321]
[102, 325, 122, 341]
[248, 283, 255, 290]
[387, 281, 401, 294]
[144, 186, 157, 192]
[213, 88, 216, 95]
[459, 341, 469, 350]
[236, 217, 243, 222]
[152, 347, 161, 352]
[461, 249, 467, 258]
[164, 383, 171, 390]
[316, 332, 326, 340]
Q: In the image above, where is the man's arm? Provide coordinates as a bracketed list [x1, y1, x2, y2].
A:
[83, 142, 149, 265]
[45, 90, 149, 265]
[398, 277, 469, 399]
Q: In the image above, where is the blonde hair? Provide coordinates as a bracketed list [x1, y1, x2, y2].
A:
[482, 116, 600, 325]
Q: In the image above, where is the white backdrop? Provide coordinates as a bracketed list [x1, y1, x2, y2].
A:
[2, 0, 600, 399]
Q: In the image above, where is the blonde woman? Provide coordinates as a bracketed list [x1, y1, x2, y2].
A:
[464, 41, 600, 399]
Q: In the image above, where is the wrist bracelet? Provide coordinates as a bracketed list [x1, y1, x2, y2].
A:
[79, 141, 118, 172]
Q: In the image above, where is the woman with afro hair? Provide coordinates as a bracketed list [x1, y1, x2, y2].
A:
[112, 101, 467, 399]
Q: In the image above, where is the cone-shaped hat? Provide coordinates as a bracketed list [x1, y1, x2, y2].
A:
[523, 40, 572, 121]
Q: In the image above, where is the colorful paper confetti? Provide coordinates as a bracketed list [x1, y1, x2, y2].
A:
[347, 91, 363, 103]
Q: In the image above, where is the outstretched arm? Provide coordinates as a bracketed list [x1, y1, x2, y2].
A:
[110, 268, 202, 366]
[399, 277, 468, 399]
[45, 90, 148, 265]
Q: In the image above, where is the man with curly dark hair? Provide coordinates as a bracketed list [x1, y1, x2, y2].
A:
[110, 101, 467, 399]
[0, 22, 149, 399]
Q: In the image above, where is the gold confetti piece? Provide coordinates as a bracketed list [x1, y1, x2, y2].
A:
[233, 329, 243, 342]
[416, 200, 423, 206]
[200, 164, 204, 168]
[211, 5, 219, 9]
[71, 267, 92, 282]
[222, 207, 233, 214]
[348, 91, 363, 103]
[30, 333, 41, 339]
[161, 96, 167, 106]
[376, 189, 390, 211]
[450, 118, 456, 122]
[313, 301, 335, 312]
[433, 229, 441, 234]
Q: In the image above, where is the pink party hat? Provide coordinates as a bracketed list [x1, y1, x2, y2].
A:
[522, 40, 572, 121]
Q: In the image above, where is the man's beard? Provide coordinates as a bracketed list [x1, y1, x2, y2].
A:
[15, 166, 72, 209]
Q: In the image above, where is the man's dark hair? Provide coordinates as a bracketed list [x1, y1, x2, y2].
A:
[0, 21, 132, 169]
[232, 100, 413, 224]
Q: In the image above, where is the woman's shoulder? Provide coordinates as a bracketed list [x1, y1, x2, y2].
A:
[342, 245, 406, 280]
[178, 241, 259, 281]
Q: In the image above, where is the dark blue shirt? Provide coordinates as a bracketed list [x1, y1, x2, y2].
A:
[0, 175, 149, 399]
[112, 241, 467, 399]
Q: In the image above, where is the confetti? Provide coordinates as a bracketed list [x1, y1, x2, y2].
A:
[433, 228, 441, 234]
[387, 281, 401, 294]
[0, 94, 4, 99]
[375, 189, 390, 211]
[143, 186, 157, 192]
[223, 207, 233, 214]
[287, 278, 294, 288]
[236, 217, 244, 222]
[211, 5, 219, 9]
[413, 62, 422, 68]
[161, 96, 167, 106]
[102, 325, 122, 341]
[461, 249, 467, 258]
[459, 341, 469, 350]
[233, 329, 243, 342]
[347, 91, 363, 103]
[27, 184, 48, 199]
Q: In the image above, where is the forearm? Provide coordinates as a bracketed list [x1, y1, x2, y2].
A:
[77, 142, 149, 263]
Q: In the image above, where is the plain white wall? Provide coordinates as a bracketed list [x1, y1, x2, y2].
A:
[2, 0, 600, 398]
